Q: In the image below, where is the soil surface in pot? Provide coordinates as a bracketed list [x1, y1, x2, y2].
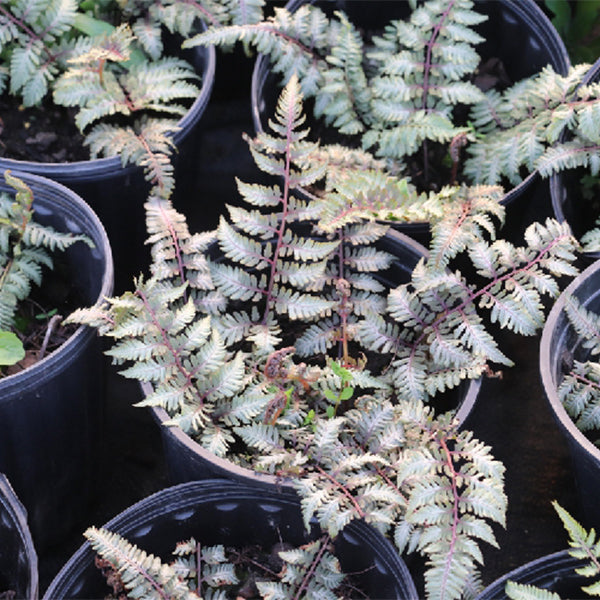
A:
[0, 95, 88, 163]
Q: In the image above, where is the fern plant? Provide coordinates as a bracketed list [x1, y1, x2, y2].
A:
[0, 169, 92, 370]
[68, 77, 581, 599]
[0, 0, 210, 198]
[84, 526, 350, 599]
[187, 0, 600, 241]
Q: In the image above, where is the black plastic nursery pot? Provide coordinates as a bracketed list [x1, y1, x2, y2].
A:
[251, 0, 570, 247]
[550, 56, 600, 264]
[0, 172, 113, 551]
[145, 228, 481, 487]
[0, 36, 215, 294]
[0, 474, 38, 600]
[43, 479, 418, 600]
[475, 550, 587, 600]
[540, 259, 600, 532]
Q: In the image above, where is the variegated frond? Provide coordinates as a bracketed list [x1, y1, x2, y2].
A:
[564, 294, 600, 354]
[84, 118, 179, 198]
[217, 218, 271, 270]
[365, 111, 473, 161]
[401, 424, 506, 600]
[464, 64, 599, 185]
[257, 537, 346, 599]
[427, 185, 505, 268]
[297, 143, 392, 194]
[145, 196, 217, 293]
[55, 28, 199, 128]
[361, 215, 578, 402]
[185, 4, 335, 97]
[558, 296, 600, 440]
[312, 168, 428, 232]
[1, 0, 79, 105]
[551, 501, 600, 595]
[559, 360, 600, 435]
[84, 527, 200, 600]
[366, 0, 487, 161]
[312, 10, 370, 136]
[273, 287, 335, 321]
[141, 0, 265, 41]
[226, 203, 279, 240]
[505, 581, 561, 600]
[245, 131, 324, 189]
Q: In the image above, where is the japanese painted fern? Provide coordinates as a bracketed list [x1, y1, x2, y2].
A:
[85, 526, 346, 600]
[187, 0, 487, 170]
[189, 0, 600, 248]
[68, 77, 580, 599]
[1, 0, 203, 198]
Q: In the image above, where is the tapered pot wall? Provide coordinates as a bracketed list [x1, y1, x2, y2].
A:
[0, 172, 113, 550]
[251, 0, 570, 246]
[540, 259, 600, 531]
[0, 41, 215, 293]
[43, 479, 418, 600]
[0, 474, 38, 600]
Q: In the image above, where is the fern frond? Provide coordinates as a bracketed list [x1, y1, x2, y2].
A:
[564, 295, 600, 355]
[505, 581, 561, 600]
[0, 0, 78, 105]
[84, 527, 199, 600]
[85, 118, 179, 198]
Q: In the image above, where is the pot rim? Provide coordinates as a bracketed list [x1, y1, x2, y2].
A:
[0, 473, 38, 600]
[43, 478, 418, 600]
[475, 549, 584, 600]
[540, 259, 600, 462]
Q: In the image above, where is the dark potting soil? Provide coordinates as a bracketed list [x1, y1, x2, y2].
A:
[0, 95, 88, 163]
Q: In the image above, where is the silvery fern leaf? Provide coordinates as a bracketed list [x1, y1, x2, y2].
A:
[84, 118, 179, 198]
[145, 197, 216, 294]
[0, 0, 78, 105]
[464, 64, 600, 185]
[505, 581, 561, 600]
[83, 527, 200, 600]
[185, 4, 334, 98]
